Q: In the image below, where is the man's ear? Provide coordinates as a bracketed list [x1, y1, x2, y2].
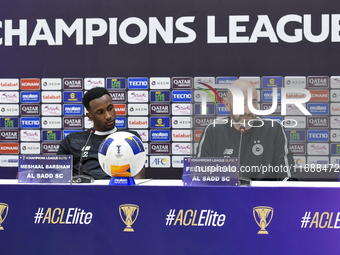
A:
[223, 98, 230, 111]
[86, 111, 93, 121]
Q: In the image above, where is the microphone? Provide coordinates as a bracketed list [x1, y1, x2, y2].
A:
[238, 126, 252, 186]
[72, 128, 95, 183]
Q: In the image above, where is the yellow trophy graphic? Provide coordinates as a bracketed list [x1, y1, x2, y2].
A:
[0, 203, 9, 230]
[253, 206, 273, 234]
[119, 204, 139, 232]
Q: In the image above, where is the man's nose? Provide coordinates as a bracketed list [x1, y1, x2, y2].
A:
[244, 104, 251, 114]
[104, 111, 111, 119]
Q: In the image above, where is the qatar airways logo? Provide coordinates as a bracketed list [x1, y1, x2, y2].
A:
[63, 78, 83, 89]
[0, 131, 18, 141]
[172, 77, 192, 89]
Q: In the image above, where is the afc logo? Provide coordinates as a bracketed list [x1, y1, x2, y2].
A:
[152, 158, 168, 165]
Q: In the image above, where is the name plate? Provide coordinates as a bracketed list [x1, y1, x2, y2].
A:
[183, 157, 239, 186]
[18, 155, 72, 184]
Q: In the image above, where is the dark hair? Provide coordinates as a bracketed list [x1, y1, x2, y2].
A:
[83, 87, 111, 111]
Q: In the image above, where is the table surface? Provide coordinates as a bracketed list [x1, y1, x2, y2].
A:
[1, 178, 340, 187]
[2, 178, 340, 254]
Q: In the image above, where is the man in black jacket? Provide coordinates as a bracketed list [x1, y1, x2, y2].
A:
[57, 87, 145, 179]
[196, 79, 295, 181]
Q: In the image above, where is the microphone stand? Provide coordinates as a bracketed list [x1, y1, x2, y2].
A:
[72, 129, 95, 184]
[238, 126, 252, 186]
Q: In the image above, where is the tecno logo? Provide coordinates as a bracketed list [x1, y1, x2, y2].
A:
[128, 78, 148, 89]
[22, 120, 39, 125]
[174, 94, 191, 99]
[308, 131, 329, 139]
[129, 81, 147, 86]
[309, 133, 328, 138]
[172, 91, 192, 102]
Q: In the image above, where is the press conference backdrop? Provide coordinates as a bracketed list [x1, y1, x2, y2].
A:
[0, 0, 340, 179]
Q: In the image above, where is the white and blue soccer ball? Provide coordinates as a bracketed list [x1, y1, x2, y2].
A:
[98, 131, 146, 177]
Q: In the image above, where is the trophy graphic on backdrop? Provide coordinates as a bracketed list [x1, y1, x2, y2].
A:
[253, 206, 273, 234]
[0, 203, 9, 230]
[119, 204, 139, 232]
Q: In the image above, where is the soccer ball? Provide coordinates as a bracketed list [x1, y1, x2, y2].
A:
[98, 131, 146, 177]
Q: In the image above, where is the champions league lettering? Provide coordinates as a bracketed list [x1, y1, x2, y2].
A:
[1, 14, 340, 46]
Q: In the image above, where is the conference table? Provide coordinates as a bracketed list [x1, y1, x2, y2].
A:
[1, 179, 340, 254]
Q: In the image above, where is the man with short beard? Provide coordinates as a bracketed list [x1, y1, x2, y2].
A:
[196, 79, 295, 181]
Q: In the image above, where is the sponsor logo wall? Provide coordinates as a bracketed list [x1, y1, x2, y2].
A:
[1, 76, 340, 170]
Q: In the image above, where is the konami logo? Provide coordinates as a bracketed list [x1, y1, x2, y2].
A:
[309, 90, 329, 102]
[20, 78, 40, 90]
[114, 104, 127, 115]
[194, 130, 203, 142]
[0, 143, 19, 154]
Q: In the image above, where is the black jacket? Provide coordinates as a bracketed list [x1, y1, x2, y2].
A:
[57, 129, 141, 179]
[196, 117, 295, 180]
